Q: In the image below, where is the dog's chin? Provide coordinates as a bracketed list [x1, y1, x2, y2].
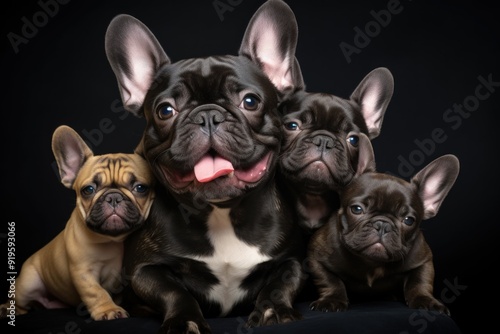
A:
[282, 161, 345, 193]
[159, 152, 273, 201]
[87, 214, 140, 237]
[347, 239, 406, 264]
[359, 242, 393, 262]
[343, 230, 404, 264]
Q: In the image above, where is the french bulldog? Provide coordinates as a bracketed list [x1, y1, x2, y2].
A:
[105, 1, 305, 333]
[278, 67, 394, 233]
[307, 143, 459, 315]
[0, 125, 155, 320]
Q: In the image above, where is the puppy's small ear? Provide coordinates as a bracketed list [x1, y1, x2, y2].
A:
[51, 125, 94, 189]
[350, 67, 394, 139]
[239, 0, 304, 92]
[349, 132, 376, 176]
[411, 154, 460, 220]
[105, 14, 170, 115]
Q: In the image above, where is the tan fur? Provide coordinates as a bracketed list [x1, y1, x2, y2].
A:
[0, 126, 155, 321]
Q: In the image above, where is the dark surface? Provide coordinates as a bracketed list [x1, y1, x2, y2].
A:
[1, 0, 499, 333]
[1, 301, 461, 334]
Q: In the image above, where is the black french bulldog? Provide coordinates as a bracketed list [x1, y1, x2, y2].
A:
[308, 141, 459, 315]
[278, 68, 394, 233]
[105, 1, 305, 333]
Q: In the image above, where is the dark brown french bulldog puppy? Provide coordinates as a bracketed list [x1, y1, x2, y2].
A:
[279, 68, 394, 233]
[308, 143, 459, 315]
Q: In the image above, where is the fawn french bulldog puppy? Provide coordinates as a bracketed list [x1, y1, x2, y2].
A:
[105, 1, 306, 332]
[279, 68, 394, 232]
[0, 125, 155, 321]
[308, 143, 459, 315]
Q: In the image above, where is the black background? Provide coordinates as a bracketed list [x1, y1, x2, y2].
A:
[1, 1, 498, 333]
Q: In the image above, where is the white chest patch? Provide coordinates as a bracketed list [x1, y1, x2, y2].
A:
[192, 207, 271, 316]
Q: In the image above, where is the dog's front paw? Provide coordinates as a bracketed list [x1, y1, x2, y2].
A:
[309, 297, 348, 312]
[91, 304, 129, 321]
[159, 317, 211, 334]
[408, 296, 450, 316]
[246, 306, 302, 327]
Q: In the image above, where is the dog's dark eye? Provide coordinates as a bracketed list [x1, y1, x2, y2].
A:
[240, 94, 260, 111]
[284, 122, 299, 131]
[134, 184, 149, 194]
[351, 205, 363, 215]
[347, 135, 359, 147]
[403, 217, 415, 226]
[81, 185, 96, 196]
[157, 103, 176, 120]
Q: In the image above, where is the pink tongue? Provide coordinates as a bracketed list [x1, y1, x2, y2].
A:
[194, 154, 234, 183]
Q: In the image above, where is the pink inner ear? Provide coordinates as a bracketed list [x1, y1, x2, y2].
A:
[361, 86, 383, 132]
[250, 19, 293, 90]
[261, 60, 293, 91]
[59, 153, 83, 187]
[119, 27, 158, 107]
[59, 171, 74, 187]
[421, 173, 443, 218]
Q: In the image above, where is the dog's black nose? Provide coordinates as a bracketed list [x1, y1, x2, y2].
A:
[373, 220, 392, 236]
[194, 109, 226, 135]
[312, 134, 334, 152]
[105, 192, 124, 208]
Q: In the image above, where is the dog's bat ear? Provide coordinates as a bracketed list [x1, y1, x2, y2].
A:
[51, 125, 94, 189]
[350, 67, 394, 139]
[105, 14, 170, 116]
[239, 0, 304, 92]
[348, 132, 376, 176]
[410, 154, 460, 220]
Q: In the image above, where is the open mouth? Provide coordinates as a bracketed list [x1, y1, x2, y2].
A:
[161, 151, 272, 187]
[194, 153, 235, 182]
